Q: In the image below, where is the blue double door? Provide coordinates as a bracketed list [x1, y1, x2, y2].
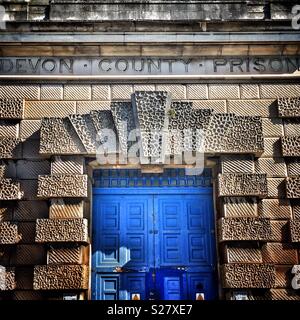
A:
[92, 190, 217, 300]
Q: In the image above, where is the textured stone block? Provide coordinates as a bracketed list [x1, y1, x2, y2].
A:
[204, 114, 264, 155]
[255, 158, 287, 177]
[156, 85, 186, 99]
[287, 159, 300, 176]
[258, 199, 292, 219]
[20, 180, 38, 200]
[0, 267, 16, 291]
[134, 85, 155, 92]
[219, 218, 271, 241]
[261, 118, 284, 137]
[0, 161, 16, 179]
[227, 100, 277, 117]
[91, 85, 110, 100]
[283, 119, 300, 136]
[33, 265, 89, 290]
[251, 289, 300, 300]
[267, 178, 286, 199]
[39, 118, 86, 155]
[262, 243, 297, 264]
[224, 245, 262, 263]
[240, 84, 259, 99]
[47, 247, 84, 265]
[12, 291, 43, 300]
[0, 179, 23, 200]
[0, 207, 13, 222]
[40, 85, 63, 101]
[51, 156, 84, 175]
[15, 267, 34, 290]
[25, 101, 76, 119]
[275, 266, 292, 289]
[261, 138, 282, 158]
[111, 85, 133, 100]
[0, 138, 22, 159]
[16, 160, 50, 180]
[220, 155, 254, 174]
[0, 85, 40, 100]
[14, 201, 49, 222]
[223, 197, 257, 217]
[0, 121, 18, 138]
[0, 222, 21, 244]
[19, 120, 41, 139]
[22, 139, 43, 160]
[270, 220, 290, 242]
[221, 264, 276, 288]
[76, 101, 110, 114]
[11, 245, 47, 266]
[192, 100, 226, 113]
[18, 222, 36, 244]
[35, 218, 88, 243]
[218, 173, 268, 197]
[278, 97, 300, 118]
[111, 102, 136, 155]
[49, 199, 83, 219]
[186, 84, 208, 99]
[209, 85, 239, 99]
[260, 84, 300, 98]
[286, 177, 300, 198]
[68, 114, 97, 154]
[281, 136, 300, 157]
[290, 220, 300, 243]
[37, 174, 87, 198]
[63, 85, 91, 101]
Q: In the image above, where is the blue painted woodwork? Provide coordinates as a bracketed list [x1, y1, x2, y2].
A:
[92, 169, 217, 300]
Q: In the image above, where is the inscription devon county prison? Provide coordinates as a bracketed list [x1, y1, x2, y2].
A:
[0, 56, 299, 75]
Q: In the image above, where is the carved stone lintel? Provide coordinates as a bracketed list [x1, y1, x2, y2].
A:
[222, 264, 276, 288]
[35, 218, 88, 243]
[33, 265, 88, 290]
[37, 174, 88, 198]
[218, 173, 268, 197]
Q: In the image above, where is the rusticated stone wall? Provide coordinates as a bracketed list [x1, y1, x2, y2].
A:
[1, 82, 300, 301]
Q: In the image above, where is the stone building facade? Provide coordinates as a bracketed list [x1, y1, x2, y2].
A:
[0, 0, 300, 300]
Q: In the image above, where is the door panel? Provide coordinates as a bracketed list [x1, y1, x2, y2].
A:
[92, 189, 217, 300]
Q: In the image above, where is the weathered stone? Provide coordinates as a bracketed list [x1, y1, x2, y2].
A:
[218, 173, 268, 197]
[270, 220, 290, 242]
[49, 199, 83, 219]
[0, 179, 23, 200]
[35, 218, 88, 243]
[219, 218, 271, 241]
[254, 158, 287, 177]
[39, 118, 86, 155]
[278, 97, 300, 117]
[33, 265, 88, 290]
[262, 243, 297, 264]
[221, 264, 276, 288]
[25, 101, 76, 119]
[11, 245, 47, 266]
[286, 177, 300, 199]
[0, 138, 22, 159]
[0, 267, 16, 291]
[0, 222, 21, 244]
[220, 155, 254, 174]
[47, 247, 85, 265]
[37, 174, 88, 198]
[0, 98, 24, 119]
[258, 199, 292, 219]
[223, 197, 257, 217]
[281, 136, 300, 157]
[224, 245, 262, 263]
[51, 156, 84, 175]
[290, 220, 300, 243]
